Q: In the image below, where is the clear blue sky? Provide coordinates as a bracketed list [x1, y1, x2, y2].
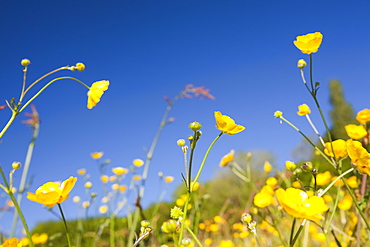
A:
[1, 0, 370, 234]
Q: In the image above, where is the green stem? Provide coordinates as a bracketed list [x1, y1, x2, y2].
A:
[57, 203, 72, 247]
[279, 116, 333, 165]
[290, 219, 306, 247]
[191, 132, 223, 187]
[289, 218, 296, 245]
[184, 224, 203, 247]
[178, 193, 191, 247]
[325, 183, 341, 233]
[23, 66, 71, 96]
[187, 131, 197, 190]
[10, 119, 39, 237]
[19, 77, 88, 114]
[341, 176, 370, 233]
[0, 112, 17, 139]
[0, 167, 34, 247]
[110, 215, 115, 247]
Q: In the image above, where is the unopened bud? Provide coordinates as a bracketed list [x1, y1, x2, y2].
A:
[76, 62, 85, 71]
[188, 121, 202, 131]
[285, 161, 296, 171]
[293, 168, 302, 176]
[177, 139, 186, 147]
[182, 238, 192, 246]
[241, 213, 252, 224]
[21, 59, 31, 66]
[301, 162, 313, 172]
[12, 162, 21, 170]
[274, 111, 283, 118]
[141, 220, 150, 228]
[297, 59, 307, 68]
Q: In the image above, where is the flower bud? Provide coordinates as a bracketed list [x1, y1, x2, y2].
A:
[84, 181, 93, 189]
[76, 62, 85, 71]
[188, 121, 202, 131]
[274, 111, 283, 118]
[285, 161, 296, 171]
[297, 59, 307, 68]
[21, 59, 31, 66]
[141, 220, 150, 228]
[311, 168, 318, 175]
[301, 162, 313, 172]
[182, 238, 192, 246]
[177, 139, 186, 147]
[91, 192, 97, 198]
[12, 162, 21, 170]
[293, 168, 302, 176]
[241, 213, 252, 224]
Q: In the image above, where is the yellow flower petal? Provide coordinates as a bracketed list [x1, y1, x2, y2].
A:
[87, 80, 110, 109]
[219, 149, 235, 167]
[297, 104, 311, 116]
[275, 188, 329, 221]
[214, 111, 245, 135]
[356, 108, 370, 123]
[293, 32, 323, 54]
[345, 124, 367, 139]
[27, 177, 77, 207]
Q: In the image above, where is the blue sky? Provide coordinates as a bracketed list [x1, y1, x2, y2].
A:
[1, 0, 370, 234]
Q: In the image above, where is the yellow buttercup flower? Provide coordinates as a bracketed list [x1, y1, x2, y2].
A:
[356, 108, 370, 123]
[112, 167, 129, 176]
[1, 238, 22, 247]
[345, 124, 367, 139]
[346, 139, 370, 175]
[347, 176, 359, 188]
[90, 152, 104, 159]
[264, 161, 272, 173]
[214, 111, 245, 135]
[266, 177, 278, 188]
[219, 240, 234, 247]
[100, 175, 109, 184]
[31, 233, 48, 245]
[77, 168, 86, 175]
[293, 32, 323, 54]
[275, 188, 329, 221]
[297, 104, 311, 116]
[87, 80, 110, 109]
[164, 176, 174, 183]
[324, 139, 348, 159]
[315, 171, 331, 186]
[219, 149, 235, 167]
[338, 194, 353, 211]
[27, 177, 77, 207]
[119, 185, 127, 193]
[254, 191, 274, 208]
[132, 158, 144, 167]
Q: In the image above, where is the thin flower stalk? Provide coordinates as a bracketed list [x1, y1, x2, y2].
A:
[341, 176, 370, 233]
[305, 114, 325, 147]
[277, 114, 333, 165]
[57, 203, 72, 247]
[0, 76, 89, 139]
[178, 132, 223, 246]
[10, 107, 40, 237]
[0, 167, 34, 247]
